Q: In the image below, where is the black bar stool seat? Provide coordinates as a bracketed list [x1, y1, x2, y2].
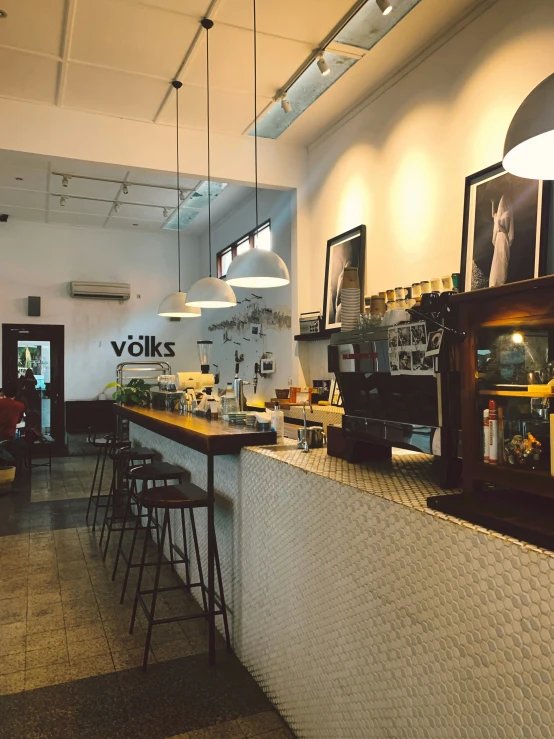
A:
[130, 480, 231, 671]
[129, 461, 185, 481]
[140, 483, 207, 508]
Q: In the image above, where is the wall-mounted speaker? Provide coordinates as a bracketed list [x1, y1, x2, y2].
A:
[28, 296, 41, 317]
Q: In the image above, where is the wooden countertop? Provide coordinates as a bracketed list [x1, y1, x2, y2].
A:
[115, 405, 276, 456]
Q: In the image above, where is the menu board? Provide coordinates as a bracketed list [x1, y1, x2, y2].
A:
[388, 322, 435, 376]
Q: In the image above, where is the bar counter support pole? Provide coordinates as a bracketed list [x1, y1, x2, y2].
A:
[207, 452, 215, 666]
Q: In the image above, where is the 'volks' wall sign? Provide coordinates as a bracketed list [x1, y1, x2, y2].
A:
[111, 335, 175, 358]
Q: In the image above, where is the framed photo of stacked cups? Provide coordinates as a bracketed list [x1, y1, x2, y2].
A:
[322, 225, 366, 331]
[460, 162, 550, 293]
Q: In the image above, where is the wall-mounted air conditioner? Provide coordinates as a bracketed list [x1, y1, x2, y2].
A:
[70, 281, 131, 301]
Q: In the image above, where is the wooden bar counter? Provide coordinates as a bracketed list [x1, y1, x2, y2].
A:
[115, 405, 276, 454]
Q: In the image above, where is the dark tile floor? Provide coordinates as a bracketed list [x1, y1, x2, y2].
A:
[0, 457, 294, 739]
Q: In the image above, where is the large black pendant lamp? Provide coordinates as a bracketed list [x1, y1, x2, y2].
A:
[158, 80, 201, 317]
[503, 73, 554, 180]
[185, 19, 237, 309]
[224, 0, 290, 289]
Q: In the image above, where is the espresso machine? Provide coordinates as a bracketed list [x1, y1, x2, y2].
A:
[328, 321, 462, 488]
[180, 340, 220, 415]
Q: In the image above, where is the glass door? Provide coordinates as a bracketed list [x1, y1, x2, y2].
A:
[2, 324, 65, 452]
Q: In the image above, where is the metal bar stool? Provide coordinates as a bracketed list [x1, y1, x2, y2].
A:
[129, 481, 231, 671]
[85, 431, 130, 531]
[113, 462, 186, 603]
[99, 446, 157, 559]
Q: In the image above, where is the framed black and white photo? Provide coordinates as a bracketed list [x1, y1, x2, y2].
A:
[322, 225, 366, 331]
[460, 163, 550, 292]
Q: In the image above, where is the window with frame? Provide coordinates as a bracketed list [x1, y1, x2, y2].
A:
[217, 221, 271, 278]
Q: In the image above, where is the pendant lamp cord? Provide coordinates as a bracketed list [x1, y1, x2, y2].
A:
[206, 22, 212, 277]
[176, 83, 181, 292]
[253, 0, 259, 234]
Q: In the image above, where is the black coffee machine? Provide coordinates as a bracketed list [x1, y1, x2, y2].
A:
[328, 306, 462, 488]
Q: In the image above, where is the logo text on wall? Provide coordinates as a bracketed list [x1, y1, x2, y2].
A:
[111, 336, 175, 358]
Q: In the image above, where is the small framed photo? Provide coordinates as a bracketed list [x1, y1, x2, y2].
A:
[251, 323, 261, 337]
[426, 329, 444, 357]
[261, 358, 275, 374]
[460, 162, 550, 292]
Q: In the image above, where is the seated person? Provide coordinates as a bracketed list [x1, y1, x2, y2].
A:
[0, 381, 27, 470]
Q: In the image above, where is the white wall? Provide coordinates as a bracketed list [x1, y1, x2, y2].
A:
[299, 0, 554, 382]
[196, 188, 294, 406]
[0, 219, 202, 400]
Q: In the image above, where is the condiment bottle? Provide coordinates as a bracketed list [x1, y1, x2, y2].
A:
[270, 404, 285, 441]
[489, 401, 498, 465]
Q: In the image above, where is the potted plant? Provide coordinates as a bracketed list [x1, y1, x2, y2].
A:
[105, 378, 152, 407]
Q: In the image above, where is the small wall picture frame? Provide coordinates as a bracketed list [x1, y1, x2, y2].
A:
[261, 357, 275, 374]
[251, 323, 261, 337]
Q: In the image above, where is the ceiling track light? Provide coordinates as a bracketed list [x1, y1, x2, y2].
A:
[114, 202, 120, 213]
[281, 94, 292, 114]
[61, 176, 69, 188]
[179, 190, 185, 201]
[317, 53, 331, 76]
[163, 207, 169, 218]
[376, 0, 393, 16]
[122, 184, 129, 195]
[60, 196, 66, 207]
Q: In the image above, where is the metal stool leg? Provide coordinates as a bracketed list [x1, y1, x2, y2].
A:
[180, 509, 191, 587]
[189, 510, 208, 613]
[86, 446, 102, 522]
[112, 476, 137, 581]
[99, 456, 118, 549]
[142, 508, 169, 671]
[214, 535, 231, 650]
[102, 453, 127, 559]
[120, 484, 146, 604]
[129, 508, 154, 634]
[91, 443, 109, 531]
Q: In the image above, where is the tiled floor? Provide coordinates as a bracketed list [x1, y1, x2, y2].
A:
[0, 456, 294, 739]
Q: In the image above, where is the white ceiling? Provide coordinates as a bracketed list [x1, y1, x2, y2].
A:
[0, 0, 355, 137]
[0, 148, 253, 232]
[0, 0, 494, 149]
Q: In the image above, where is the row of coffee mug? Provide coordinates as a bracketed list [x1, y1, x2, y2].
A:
[365, 273, 461, 314]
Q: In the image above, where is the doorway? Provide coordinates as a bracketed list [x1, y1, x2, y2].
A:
[2, 324, 65, 452]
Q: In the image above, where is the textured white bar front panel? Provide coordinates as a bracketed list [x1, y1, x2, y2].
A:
[130, 423, 554, 739]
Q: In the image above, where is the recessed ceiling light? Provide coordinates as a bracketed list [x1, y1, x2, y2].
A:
[15, 177, 23, 182]
[133, 223, 138, 226]
[0, 10, 7, 19]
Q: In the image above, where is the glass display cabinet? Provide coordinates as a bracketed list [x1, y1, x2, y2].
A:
[428, 275, 554, 550]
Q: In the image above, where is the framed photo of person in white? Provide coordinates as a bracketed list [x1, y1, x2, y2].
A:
[460, 163, 550, 292]
[322, 225, 366, 331]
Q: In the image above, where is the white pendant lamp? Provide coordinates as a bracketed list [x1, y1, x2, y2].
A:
[186, 19, 236, 310]
[225, 0, 290, 290]
[503, 73, 554, 180]
[158, 80, 201, 318]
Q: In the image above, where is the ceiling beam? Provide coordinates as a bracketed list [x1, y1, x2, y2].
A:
[153, 0, 223, 124]
[56, 0, 77, 107]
